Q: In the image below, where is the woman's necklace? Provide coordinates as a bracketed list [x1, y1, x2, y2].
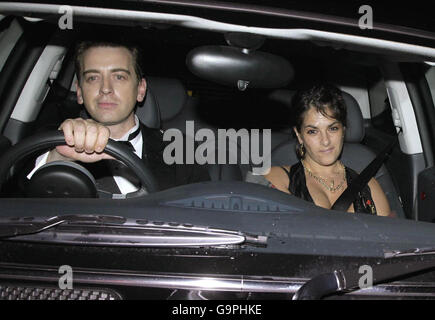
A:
[302, 160, 346, 193]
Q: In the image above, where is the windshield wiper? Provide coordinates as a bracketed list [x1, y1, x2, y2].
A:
[0, 215, 267, 247]
[0, 215, 125, 238]
[383, 247, 435, 258]
[293, 249, 435, 300]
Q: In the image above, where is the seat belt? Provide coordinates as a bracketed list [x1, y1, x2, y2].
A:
[331, 136, 399, 212]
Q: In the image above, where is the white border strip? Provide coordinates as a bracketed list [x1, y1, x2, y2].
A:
[1, 2, 435, 60]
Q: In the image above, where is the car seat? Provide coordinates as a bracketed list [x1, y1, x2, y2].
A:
[137, 76, 244, 181]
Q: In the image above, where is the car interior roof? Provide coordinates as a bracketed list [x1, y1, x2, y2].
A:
[27, 19, 389, 138]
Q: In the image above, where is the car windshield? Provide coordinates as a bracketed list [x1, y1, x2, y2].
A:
[0, 1, 435, 267]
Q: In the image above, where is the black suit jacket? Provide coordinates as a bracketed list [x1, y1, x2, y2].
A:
[138, 122, 210, 190]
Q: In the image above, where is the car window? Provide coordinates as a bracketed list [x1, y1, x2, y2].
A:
[0, 17, 23, 73]
[3, 3, 435, 303]
[425, 64, 435, 108]
[322, 60, 371, 119]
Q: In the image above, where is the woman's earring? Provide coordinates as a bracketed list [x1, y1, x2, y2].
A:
[298, 142, 306, 158]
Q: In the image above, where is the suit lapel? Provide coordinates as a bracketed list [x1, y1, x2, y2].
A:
[139, 122, 178, 190]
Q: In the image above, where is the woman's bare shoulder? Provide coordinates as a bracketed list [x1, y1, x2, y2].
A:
[264, 165, 292, 191]
[368, 177, 393, 217]
[265, 165, 290, 178]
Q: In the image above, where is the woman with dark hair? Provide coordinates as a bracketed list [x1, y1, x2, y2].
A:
[264, 84, 392, 216]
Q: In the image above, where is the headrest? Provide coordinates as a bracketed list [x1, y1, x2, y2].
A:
[341, 90, 365, 143]
[136, 89, 161, 129]
[267, 89, 364, 142]
[146, 76, 187, 121]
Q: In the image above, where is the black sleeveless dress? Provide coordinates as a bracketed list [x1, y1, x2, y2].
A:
[281, 162, 376, 214]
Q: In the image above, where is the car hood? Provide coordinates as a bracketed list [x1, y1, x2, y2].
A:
[2, 181, 435, 259]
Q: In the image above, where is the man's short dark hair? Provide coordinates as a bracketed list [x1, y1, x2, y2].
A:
[292, 83, 347, 132]
[74, 40, 143, 84]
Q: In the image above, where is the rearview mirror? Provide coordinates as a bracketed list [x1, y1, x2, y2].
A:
[186, 46, 294, 90]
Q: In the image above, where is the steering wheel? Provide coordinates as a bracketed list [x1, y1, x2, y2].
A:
[0, 131, 159, 198]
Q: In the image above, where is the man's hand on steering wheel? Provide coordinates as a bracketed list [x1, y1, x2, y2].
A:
[0, 128, 159, 197]
[48, 118, 115, 163]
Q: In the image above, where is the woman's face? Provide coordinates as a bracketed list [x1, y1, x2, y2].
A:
[294, 106, 345, 167]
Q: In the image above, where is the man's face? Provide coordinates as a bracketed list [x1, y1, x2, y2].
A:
[76, 46, 146, 126]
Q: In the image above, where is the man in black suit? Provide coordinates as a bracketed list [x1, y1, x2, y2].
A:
[29, 40, 209, 193]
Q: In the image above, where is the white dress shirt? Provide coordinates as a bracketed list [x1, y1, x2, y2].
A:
[27, 115, 143, 194]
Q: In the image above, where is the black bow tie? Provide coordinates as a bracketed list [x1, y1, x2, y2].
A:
[117, 126, 141, 151]
[80, 110, 141, 152]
